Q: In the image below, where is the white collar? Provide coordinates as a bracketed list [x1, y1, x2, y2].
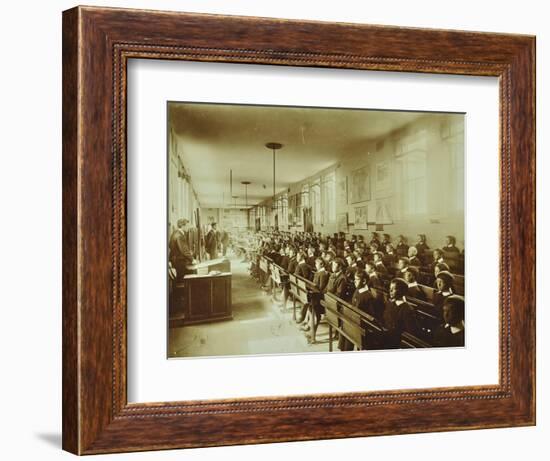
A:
[437, 257, 445, 263]
[317, 268, 326, 272]
[393, 296, 406, 306]
[445, 323, 464, 334]
[441, 289, 453, 296]
[401, 267, 408, 273]
[358, 286, 369, 293]
[408, 282, 418, 288]
[375, 261, 384, 266]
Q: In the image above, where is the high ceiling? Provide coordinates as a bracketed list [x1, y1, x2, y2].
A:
[169, 102, 423, 208]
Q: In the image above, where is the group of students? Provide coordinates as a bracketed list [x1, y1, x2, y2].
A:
[254, 230, 465, 350]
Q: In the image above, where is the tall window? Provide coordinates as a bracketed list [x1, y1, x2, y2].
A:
[281, 193, 288, 227]
[400, 151, 427, 216]
[322, 171, 336, 223]
[311, 179, 321, 225]
[449, 141, 464, 212]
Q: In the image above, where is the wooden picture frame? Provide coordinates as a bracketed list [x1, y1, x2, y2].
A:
[62, 5, 535, 455]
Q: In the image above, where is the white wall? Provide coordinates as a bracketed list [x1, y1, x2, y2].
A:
[0, 1, 546, 461]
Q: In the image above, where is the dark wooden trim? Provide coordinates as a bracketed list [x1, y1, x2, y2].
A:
[61, 6, 80, 455]
[62, 5, 536, 455]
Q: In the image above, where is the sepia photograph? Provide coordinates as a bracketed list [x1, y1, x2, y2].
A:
[167, 102, 465, 358]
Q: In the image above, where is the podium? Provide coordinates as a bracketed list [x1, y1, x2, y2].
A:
[193, 257, 231, 275]
[170, 272, 232, 327]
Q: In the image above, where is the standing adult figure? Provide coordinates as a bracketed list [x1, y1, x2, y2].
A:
[168, 218, 195, 281]
[205, 222, 220, 260]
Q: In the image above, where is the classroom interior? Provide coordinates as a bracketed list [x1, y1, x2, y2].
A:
[167, 102, 465, 359]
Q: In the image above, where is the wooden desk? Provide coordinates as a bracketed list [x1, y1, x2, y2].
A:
[193, 257, 231, 275]
[172, 273, 232, 326]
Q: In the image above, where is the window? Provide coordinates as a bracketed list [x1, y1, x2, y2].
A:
[322, 172, 336, 223]
[400, 151, 427, 216]
[449, 141, 464, 212]
[311, 179, 321, 224]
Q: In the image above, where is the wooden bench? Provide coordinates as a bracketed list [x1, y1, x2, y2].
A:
[323, 292, 386, 351]
[370, 287, 438, 348]
[270, 262, 289, 306]
[258, 255, 272, 289]
[288, 273, 322, 324]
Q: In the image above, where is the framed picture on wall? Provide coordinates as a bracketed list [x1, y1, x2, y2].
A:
[350, 165, 371, 203]
[354, 205, 369, 230]
[337, 176, 348, 205]
[63, 6, 535, 455]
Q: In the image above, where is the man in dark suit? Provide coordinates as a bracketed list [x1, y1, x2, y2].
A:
[382, 278, 418, 348]
[220, 228, 229, 256]
[205, 222, 219, 260]
[168, 218, 195, 281]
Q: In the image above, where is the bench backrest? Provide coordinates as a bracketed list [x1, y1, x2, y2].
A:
[324, 292, 384, 350]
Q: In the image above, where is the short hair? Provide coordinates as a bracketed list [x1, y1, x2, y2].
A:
[434, 248, 443, 255]
[365, 262, 375, 273]
[398, 256, 410, 266]
[354, 270, 368, 284]
[435, 262, 450, 273]
[356, 260, 366, 270]
[315, 257, 325, 266]
[383, 234, 391, 239]
[373, 251, 384, 260]
[436, 270, 455, 288]
[177, 218, 189, 227]
[443, 295, 465, 322]
[390, 278, 409, 297]
[446, 235, 457, 245]
[332, 258, 345, 270]
[404, 266, 419, 280]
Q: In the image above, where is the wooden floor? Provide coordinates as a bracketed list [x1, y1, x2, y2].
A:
[168, 252, 332, 358]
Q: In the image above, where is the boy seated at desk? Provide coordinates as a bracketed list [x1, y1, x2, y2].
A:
[295, 250, 312, 281]
[433, 270, 456, 313]
[382, 278, 418, 349]
[433, 295, 465, 347]
[338, 270, 377, 351]
[373, 251, 389, 275]
[403, 266, 426, 301]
